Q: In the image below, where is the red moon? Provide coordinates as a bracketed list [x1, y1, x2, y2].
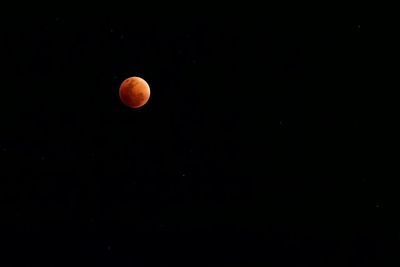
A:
[119, 77, 150, 108]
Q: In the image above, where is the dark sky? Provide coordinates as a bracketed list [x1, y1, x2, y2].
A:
[0, 17, 388, 266]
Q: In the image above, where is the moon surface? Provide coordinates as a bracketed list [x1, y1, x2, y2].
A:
[119, 77, 150, 108]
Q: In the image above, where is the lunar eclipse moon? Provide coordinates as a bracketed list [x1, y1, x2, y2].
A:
[119, 76, 150, 108]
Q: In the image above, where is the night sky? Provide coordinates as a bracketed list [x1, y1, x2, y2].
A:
[0, 17, 389, 266]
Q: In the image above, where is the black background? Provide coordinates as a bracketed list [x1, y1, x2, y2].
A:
[0, 16, 389, 266]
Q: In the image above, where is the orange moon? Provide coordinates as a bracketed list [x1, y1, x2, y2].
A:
[119, 76, 150, 108]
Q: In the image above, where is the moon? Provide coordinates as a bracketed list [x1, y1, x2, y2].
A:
[119, 76, 150, 108]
